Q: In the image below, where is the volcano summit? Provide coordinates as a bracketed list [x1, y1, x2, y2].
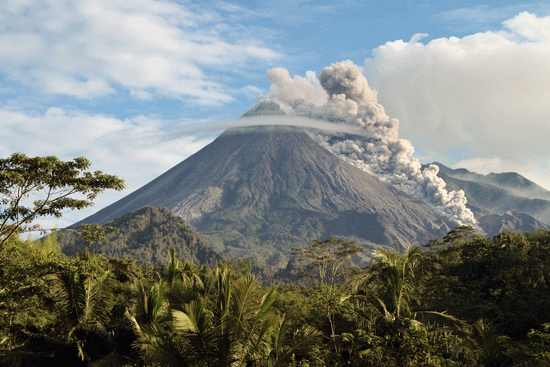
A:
[76, 125, 452, 266]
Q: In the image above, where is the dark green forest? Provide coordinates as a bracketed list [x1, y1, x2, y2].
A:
[1, 227, 550, 366]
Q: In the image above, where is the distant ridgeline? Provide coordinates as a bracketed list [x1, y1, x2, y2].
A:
[431, 162, 550, 236]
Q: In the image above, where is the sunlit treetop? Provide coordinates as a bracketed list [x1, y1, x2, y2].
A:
[0, 153, 125, 250]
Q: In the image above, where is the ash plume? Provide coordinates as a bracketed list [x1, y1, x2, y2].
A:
[249, 61, 477, 227]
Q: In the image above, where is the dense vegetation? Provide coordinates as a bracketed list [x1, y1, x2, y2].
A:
[59, 207, 224, 267]
[2, 227, 550, 366]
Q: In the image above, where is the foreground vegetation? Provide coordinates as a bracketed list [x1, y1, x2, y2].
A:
[1, 227, 550, 366]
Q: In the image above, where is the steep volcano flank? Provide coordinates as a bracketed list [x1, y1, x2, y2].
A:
[79, 125, 451, 265]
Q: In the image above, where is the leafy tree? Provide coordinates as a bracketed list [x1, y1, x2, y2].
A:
[528, 323, 550, 362]
[426, 229, 550, 337]
[0, 234, 63, 359]
[292, 237, 364, 288]
[292, 238, 364, 359]
[0, 153, 125, 250]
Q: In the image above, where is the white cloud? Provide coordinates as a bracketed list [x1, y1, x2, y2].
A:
[365, 11, 550, 189]
[504, 11, 550, 42]
[0, 0, 283, 104]
[0, 107, 214, 225]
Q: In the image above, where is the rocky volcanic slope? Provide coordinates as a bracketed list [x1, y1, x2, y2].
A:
[477, 210, 550, 237]
[61, 206, 223, 265]
[77, 126, 453, 266]
[432, 163, 550, 234]
[436, 163, 550, 201]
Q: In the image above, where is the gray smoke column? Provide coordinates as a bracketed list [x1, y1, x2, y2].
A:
[319, 62, 377, 104]
[251, 61, 477, 227]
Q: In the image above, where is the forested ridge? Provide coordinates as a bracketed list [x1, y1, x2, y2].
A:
[1, 227, 550, 366]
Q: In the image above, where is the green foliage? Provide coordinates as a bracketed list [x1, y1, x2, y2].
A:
[3, 229, 550, 366]
[346, 246, 465, 366]
[0, 235, 64, 335]
[58, 206, 223, 266]
[528, 323, 550, 362]
[292, 237, 364, 287]
[77, 223, 119, 246]
[0, 153, 125, 250]
[351, 247, 428, 321]
[425, 229, 550, 337]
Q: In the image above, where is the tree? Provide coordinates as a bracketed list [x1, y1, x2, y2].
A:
[47, 271, 114, 362]
[349, 247, 463, 365]
[292, 237, 364, 288]
[6, 271, 117, 366]
[135, 267, 283, 367]
[453, 319, 527, 367]
[267, 312, 324, 367]
[426, 229, 550, 338]
[292, 238, 364, 360]
[0, 153, 125, 250]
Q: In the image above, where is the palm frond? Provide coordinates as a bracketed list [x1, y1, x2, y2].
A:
[132, 280, 168, 326]
[272, 325, 323, 367]
[82, 273, 112, 327]
[216, 267, 231, 317]
[167, 276, 199, 309]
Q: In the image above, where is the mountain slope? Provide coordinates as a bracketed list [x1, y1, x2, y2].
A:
[477, 210, 550, 237]
[77, 126, 452, 266]
[61, 206, 223, 265]
[435, 163, 550, 201]
[433, 162, 550, 225]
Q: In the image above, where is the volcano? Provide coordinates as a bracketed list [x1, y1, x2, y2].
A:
[76, 125, 452, 266]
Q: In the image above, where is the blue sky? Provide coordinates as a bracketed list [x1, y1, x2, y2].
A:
[1, 0, 549, 228]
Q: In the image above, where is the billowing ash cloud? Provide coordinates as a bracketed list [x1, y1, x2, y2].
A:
[248, 61, 477, 227]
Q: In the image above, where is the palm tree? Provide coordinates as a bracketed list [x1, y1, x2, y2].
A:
[166, 248, 203, 290]
[348, 247, 462, 364]
[132, 279, 170, 327]
[453, 319, 537, 367]
[48, 271, 114, 362]
[356, 247, 426, 320]
[135, 267, 279, 367]
[267, 313, 324, 367]
[4, 271, 116, 366]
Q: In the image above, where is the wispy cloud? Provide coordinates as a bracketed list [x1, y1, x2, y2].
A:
[0, 106, 214, 222]
[440, 3, 550, 35]
[0, 0, 283, 104]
